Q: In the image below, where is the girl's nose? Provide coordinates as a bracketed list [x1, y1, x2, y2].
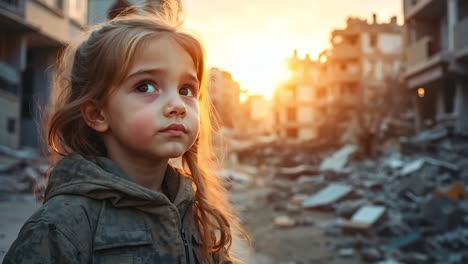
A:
[163, 94, 186, 117]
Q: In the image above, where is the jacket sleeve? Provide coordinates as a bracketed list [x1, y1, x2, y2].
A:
[3, 220, 85, 264]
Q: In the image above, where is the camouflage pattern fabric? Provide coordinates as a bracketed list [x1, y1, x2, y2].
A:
[3, 154, 224, 264]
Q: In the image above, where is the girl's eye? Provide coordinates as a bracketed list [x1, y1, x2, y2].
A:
[179, 86, 195, 97]
[136, 82, 158, 93]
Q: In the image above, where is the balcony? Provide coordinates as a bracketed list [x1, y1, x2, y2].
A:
[454, 16, 468, 61]
[0, 0, 35, 32]
[326, 71, 361, 85]
[404, 0, 445, 21]
[328, 44, 361, 61]
[0, 0, 25, 17]
[405, 36, 450, 75]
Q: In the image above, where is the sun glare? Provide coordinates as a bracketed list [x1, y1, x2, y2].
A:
[221, 49, 293, 100]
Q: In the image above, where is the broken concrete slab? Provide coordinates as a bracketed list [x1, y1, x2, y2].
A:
[410, 127, 449, 144]
[274, 215, 296, 228]
[292, 175, 325, 194]
[338, 248, 355, 258]
[334, 199, 367, 218]
[0, 146, 39, 160]
[342, 205, 386, 235]
[320, 145, 358, 173]
[360, 247, 382, 262]
[277, 165, 319, 180]
[351, 205, 386, 225]
[377, 259, 403, 264]
[423, 157, 459, 172]
[302, 183, 353, 209]
[400, 159, 425, 176]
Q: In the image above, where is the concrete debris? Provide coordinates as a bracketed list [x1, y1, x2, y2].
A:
[338, 248, 355, 257]
[219, 169, 252, 185]
[400, 159, 425, 176]
[0, 146, 46, 196]
[385, 156, 404, 170]
[342, 205, 386, 234]
[334, 199, 367, 218]
[434, 182, 468, 200]
[409, 127, 448, 145]
[377, 259, 403, 264]
[277, 165, 319, 180]
[295, 216, 315, 226]
[0, 145, 39, 160]
[319, 145, 358, 172]
[292, 175, 325, 194]
[351, 205, 386, 225]
[274, 215, 296, 228]
[302, 183, 353, 209]
[223, 124, 468, 262]
[384, 232, 422, 250]
[360, 247, 382, 262]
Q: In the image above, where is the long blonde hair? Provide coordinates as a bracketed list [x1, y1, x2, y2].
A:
[46, 4, 247, 263]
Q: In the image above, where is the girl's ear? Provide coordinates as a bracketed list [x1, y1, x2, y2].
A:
[80, 101, 109, 133]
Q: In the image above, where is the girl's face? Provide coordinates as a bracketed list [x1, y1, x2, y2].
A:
[101, 36, 200, 161]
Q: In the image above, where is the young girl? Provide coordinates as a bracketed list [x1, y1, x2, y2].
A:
[3, 4, 247, 264]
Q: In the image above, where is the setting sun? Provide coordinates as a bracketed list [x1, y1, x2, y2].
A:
[227, 49, 292, 100]
[183, 0, 402, 98]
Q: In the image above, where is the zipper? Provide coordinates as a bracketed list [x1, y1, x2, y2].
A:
[181, 228, 191, 264]
[180, 200, 195, 264]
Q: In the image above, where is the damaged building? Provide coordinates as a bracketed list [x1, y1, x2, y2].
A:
[0, 0, 88, 149]
[273, 50, 320, 141]
[317, 14, 403, 132]
[207, 67, 243, 130]
[404, 0, 468, 136]
[273, 15, 403, 144]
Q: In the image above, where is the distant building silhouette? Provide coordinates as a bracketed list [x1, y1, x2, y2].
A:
[273, 50, 320, 141]
[208, 68, 242, 130]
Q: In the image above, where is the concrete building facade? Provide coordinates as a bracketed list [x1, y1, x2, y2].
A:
[208, 68, 242, 130]
[241, 94, 274, 136]
[0, 0, 87, 148]
[403, 0, 468, 135]
[273, 51, 320, 141]
[319, 15, 403, 110]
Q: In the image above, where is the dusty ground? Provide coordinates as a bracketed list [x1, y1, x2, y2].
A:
[227, 164, 366, 264]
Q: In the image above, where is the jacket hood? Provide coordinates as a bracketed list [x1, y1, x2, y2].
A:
[44, 154, 194, 215]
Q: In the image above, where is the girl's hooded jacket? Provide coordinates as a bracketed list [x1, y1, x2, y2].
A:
[3, 154, 225, 264]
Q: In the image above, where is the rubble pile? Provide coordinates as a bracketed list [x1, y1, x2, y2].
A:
[0, 146, 46, 200]
[229, 127, 468, 263]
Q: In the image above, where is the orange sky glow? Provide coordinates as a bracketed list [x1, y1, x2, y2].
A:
[182, 1, 403, 98]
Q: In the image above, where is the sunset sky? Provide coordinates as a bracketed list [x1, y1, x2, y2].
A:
[182, 1, 403, 98]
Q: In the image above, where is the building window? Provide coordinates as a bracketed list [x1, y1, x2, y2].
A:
[347, 35, 358, 45]
[287, 107, 296, 121]
[286, 128, 298, 138]
[340, 63, 348, 71]
[444, 80, 456, 114]
[7, 118, 16, 134]
[370, 34, 378, 48]
[316, 88, 326, 99]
